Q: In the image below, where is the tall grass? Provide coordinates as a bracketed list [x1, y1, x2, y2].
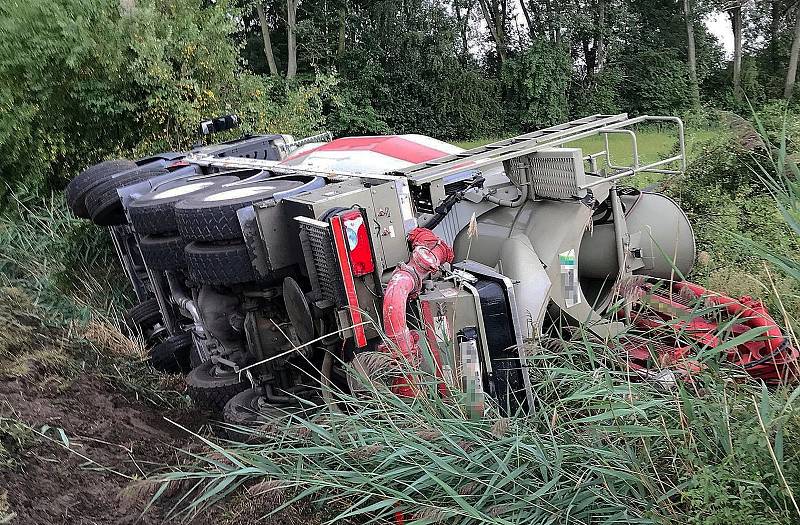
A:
[0, 191, 186, 408]
[144, 327, 800, 524]
[0, 190, 129, 321]
[741, 111, 800, 284]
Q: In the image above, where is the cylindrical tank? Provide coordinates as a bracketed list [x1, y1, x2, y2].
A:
[579, 191, 696, 283]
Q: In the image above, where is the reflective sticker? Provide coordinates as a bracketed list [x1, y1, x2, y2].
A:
[559, 249, 581, 308]
[395, 179, 418, 233]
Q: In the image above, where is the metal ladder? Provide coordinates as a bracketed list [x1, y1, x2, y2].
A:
[395, 113, 633, 184]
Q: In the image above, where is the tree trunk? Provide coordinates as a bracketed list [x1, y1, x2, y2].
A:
[684, 0, 700, 109]
[256, 3, 279, 76]
[596, 0, 606, 73]
[730, 6, 743, 101]
[286, 0, 298, 79]
[785, 6, 800, 99]
[337, 5, 346, 59]
[771, 0, 783, 68]
[519, 0, 536, 40]
[477, 0, 507, 62]
[454, 1, 472, 61]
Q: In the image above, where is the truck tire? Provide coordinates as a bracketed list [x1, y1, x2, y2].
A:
[186, 361, 249, 411]
[223, 388, 279, 425]
[66, 159, 137, 219]
[139, 235, 188, 271]
[123, 299, 165, 345]
[148, 332, 193, 374]
[85, 166, 168, 226]
[174, 180, 303, 241]
[128, 176, 239, 235]
[184, 241, 260, 285]
[222, 389, 298, 442]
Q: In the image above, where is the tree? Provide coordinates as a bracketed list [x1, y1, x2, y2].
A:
[477, 0, 509, 62]
[727, 2, 744, 101]
[785, 3, 800, 98]
[255, 3, 279, 75]
[286, 0, 298, 78]
[684, 0, 701, 109]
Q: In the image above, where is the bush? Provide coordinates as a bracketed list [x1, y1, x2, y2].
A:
[618, 49, 692, 116]
[501, 41, 571, 130]
[0, 0, 330, 202]
[667, 120, 800, 317]
[569, 67, 623, 118]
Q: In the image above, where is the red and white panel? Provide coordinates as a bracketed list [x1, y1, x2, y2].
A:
[279, 134, 463, 174]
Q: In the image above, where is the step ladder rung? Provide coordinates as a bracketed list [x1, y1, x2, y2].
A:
[396, 113, 630, 182]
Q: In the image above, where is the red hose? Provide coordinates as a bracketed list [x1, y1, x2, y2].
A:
[381, 228, 453, 395]
[673, 281, 785, 353]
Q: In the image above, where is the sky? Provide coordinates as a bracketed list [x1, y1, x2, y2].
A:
[705, 11, 735, 59]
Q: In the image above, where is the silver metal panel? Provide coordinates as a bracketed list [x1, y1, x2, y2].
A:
[517, 148, 587, 200]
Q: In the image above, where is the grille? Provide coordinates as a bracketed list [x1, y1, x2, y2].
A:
[506, 148, 586, 200]
[300, 221, 346, 305]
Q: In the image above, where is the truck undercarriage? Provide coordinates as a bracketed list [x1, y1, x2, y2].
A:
[66, 114, 798, 424]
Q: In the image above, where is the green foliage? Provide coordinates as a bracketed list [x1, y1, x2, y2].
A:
[501, 41, 572, 130]
[0, 0, 129, 196]
[666, 113, 800, 317]
[569, 68, 623, 117]
[0, 0, 330, 200]
[329, 0, 503, 140]
[618, 49, 692, 116]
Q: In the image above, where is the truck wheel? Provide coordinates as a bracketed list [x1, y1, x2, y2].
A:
[128, 176, 240, 235]
[174, 180, 303, 241]
[184, 241, 261, 285]
[139, 235, 188, 271]
[123, 299, 165, 345]
[66, 159, 137, 219]
[223, 388, 287, 425]
[85, 166, 168, 226]
[187, 361, 249, 411]
[148, 332, 193, 374]
[222, 389, 301, 442]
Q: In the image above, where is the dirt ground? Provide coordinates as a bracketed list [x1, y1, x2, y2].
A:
[1, 373, 213, 525]
[0, 288, 213, 524]
[0, 288, 328, 525]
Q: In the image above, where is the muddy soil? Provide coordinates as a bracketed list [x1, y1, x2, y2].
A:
[0, 287, 327, 525]
[1, 371, 214, 525]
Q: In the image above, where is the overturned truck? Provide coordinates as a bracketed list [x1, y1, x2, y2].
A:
[66, 114, 798, 422]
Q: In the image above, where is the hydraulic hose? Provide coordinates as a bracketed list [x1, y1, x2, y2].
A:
[381, 228, 454, 396]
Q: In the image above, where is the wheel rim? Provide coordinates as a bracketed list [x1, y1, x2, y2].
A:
[201, 185, 277, 202]
[150, 181, 216, 200]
